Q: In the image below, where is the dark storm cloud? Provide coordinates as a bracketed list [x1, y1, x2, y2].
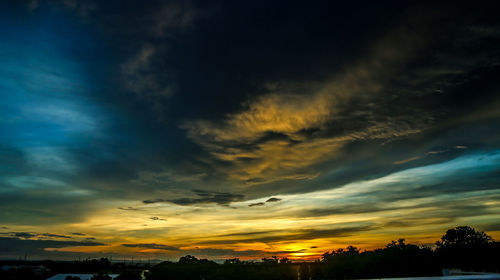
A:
[122, 243, 179, 251]
[143, 190, 245, 206]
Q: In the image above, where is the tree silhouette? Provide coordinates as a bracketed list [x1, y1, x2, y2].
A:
[223, 258, 242, 265]
[279, 257, 291, 264]
[178, 255, 199, 264]
[261, 256, 279, 264]
[436, 226, 493, 249]
[436, 226, 497, 271]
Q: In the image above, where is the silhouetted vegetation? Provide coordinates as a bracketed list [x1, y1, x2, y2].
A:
[312, 239, 440, 279]
[436, 226, 498, 272]
[149, 255, 296, 280]
[1, 226, 499, 280]
[147, 226, 500, 280]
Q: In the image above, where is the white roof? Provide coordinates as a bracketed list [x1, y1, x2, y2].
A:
[47, 274, 119, 280]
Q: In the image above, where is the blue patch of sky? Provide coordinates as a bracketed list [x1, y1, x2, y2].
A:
[399, 150, 500, 182]
[0, 3, 111, 184]
[0, 13, 96, 146]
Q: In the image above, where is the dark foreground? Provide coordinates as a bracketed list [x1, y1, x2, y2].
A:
[2, 226, 499, 280]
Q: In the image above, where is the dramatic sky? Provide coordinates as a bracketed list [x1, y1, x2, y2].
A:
[1, 0, 500, 261]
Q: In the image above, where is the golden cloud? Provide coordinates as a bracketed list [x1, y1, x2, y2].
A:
[182, 25, 430, 185]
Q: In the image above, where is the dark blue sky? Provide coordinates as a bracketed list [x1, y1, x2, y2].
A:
[1, 0, 500, 260]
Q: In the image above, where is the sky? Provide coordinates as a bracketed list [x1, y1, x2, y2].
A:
[1, 0, 500, 261]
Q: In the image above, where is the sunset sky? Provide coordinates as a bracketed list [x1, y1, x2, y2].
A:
[1, 0, 500, 261]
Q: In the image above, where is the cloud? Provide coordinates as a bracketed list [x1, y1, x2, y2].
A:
[2, 232, 73, 239]
[248, 197, 282, 207]
[0, 237, 104, 254]
[198, 224, 376, 245]
[121, 243, 179, 251]
[12, 232, 37, 238]
[40, 233, 72, 239]
[0, 186, 102, 225]
[150, 1, 199, 36]
[393, 156, 422, 165]
[142, 199, 166, 204]
[394, 146, 469, 165]
[118, 206, 141, 211]
[121, 44, 173, 100]
[181, 21, 434, 187]
[481, 224, 500, 232]
[248, 202, 265, 207]
[117, 1, 210, 119]
[143, 190, 245, 206]
[183, 247, 306, 258]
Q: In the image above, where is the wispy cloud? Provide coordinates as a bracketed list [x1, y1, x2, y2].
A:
[121, 243, 179, 251]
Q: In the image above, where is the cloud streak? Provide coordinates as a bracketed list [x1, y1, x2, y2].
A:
[143, 190, 245, 206]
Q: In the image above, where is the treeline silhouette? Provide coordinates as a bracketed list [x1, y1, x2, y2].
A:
[2, 226, 499, 280]
[148, 226, 500, 280]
